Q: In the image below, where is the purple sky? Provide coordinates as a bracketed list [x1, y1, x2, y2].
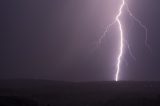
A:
[0, 0, 160, 81]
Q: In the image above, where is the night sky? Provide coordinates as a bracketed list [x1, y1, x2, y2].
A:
[0, 0, 160, 81]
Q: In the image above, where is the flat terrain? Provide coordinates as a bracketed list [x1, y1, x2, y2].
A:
[0, 79, 160, 106]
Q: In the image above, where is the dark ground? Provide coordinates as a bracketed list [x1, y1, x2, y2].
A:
[0, 79, 160, 106]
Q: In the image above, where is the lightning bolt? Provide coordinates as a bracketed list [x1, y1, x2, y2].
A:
[115, 0, 125, 81]
[97, 0, 149, 81]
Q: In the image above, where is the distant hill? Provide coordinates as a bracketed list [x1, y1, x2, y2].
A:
[0, 79, 160, 106]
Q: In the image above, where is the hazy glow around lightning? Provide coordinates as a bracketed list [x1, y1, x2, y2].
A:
[115, 0, 125, 81]
[97, 0, 149, 81]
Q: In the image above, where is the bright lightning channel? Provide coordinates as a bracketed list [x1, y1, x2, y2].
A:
[97, 0, 149, 81]
[115, 0, 125, 82]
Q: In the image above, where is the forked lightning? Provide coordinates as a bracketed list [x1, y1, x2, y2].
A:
[98, 0, 149, 81]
